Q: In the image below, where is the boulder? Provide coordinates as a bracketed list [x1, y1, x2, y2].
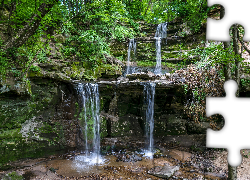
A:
[148, 165, 179, 179]
[0, 77, 32, 96]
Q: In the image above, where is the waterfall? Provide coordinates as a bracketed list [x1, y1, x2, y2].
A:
[154, 22, 168, 75]
[155, 22, 168, 40]
[126, 39, 136, 75]
[76, 83, 101, 164]
[143, 82, 156, 158]
[154, 37, 162, 75]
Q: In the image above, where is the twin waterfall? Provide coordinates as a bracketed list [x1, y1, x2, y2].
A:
[75, 22, 168, 164]
[125, 22, 168, 75]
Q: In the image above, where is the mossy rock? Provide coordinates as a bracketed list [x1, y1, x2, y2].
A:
[28, 69, 44, 78]
[0, 77, 32, 96]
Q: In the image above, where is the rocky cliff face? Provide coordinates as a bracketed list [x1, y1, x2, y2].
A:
[110, 19, 206, 69]
[0, 76, 80, 163]
[0, 19, 210, 164]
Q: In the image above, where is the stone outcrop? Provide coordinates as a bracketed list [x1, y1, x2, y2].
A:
[0, 76, 32, 96]
[148, 165, 180, 179]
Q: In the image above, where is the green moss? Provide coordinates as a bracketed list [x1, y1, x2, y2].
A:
[137, 60, 155, 67]
[0, 80, 66, 166]
[25, 79, 32, 95]
[55, 73, 71, 81]
[98, 64, 122, 78]
[28, 69, 43, 78]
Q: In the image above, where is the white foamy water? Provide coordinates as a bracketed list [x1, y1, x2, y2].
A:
[143, 150, 154, 159]
[73, 153, 106, 171]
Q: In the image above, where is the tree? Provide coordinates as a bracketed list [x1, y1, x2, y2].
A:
[0, 0, 60, 79]
[2, 0, 59, 53]
[220, 6, 247, 180]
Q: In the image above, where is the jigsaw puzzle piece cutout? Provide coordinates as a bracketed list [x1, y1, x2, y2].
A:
[206, 80, 250, 167]
[207, 0, 250, 41]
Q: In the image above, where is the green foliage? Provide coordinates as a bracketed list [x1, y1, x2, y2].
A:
[173, 0, 208, 32]
[241, 78, 250, 88]
[0, 39, 11, 77]
[137, 60, 156, 67]
[59, 0, 136, 75]
[30, 65, 41, 72]
[2, 171, 23, 180]
[1, 0, 210, 79]
[176, 65, 224, 123]
[180, 41, 244, 78]
[141, 0, 208, 33]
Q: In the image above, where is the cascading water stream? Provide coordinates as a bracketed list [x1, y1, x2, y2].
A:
[154, 37, 162, 75]
[75, 83, 103, 166]
[154, 22, 168, 75]
[143, 82, 156, 158]
[126, 39, 136, 75]
[155, 22, 168, 40]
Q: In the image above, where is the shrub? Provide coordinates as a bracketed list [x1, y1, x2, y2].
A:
[175, 64, 224, 125]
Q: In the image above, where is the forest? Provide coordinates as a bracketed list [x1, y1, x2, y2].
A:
[0, 0, 250, 179]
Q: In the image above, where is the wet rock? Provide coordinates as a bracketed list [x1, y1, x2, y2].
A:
[165, 115, 187, 135]
[22, 170, 35, 180]
[116, 151, 142, 162]
[186, 122, 210, 134]
[160, 73, 171, 80]
[117, 76, 129, 82]
[126, 72, 153, 80]
[20, 116, 43, 140]
[133, 154, 142, 161]
[148, 165, 179, 179]
[103, 54, 125, 67]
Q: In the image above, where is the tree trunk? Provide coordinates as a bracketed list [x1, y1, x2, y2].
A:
[223, 42, 232, 81]
[232, 24, 240, 96]
[144, 0, 151, 16]
[228, 164, 237, 180]
[76, 0, 79, 15]
[226, 25, 239, 180]
[0, 0, 4, 19]
[68, 0, 73, 16]
[220, 7, 237, 180]
[220, 7, 231, 81]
